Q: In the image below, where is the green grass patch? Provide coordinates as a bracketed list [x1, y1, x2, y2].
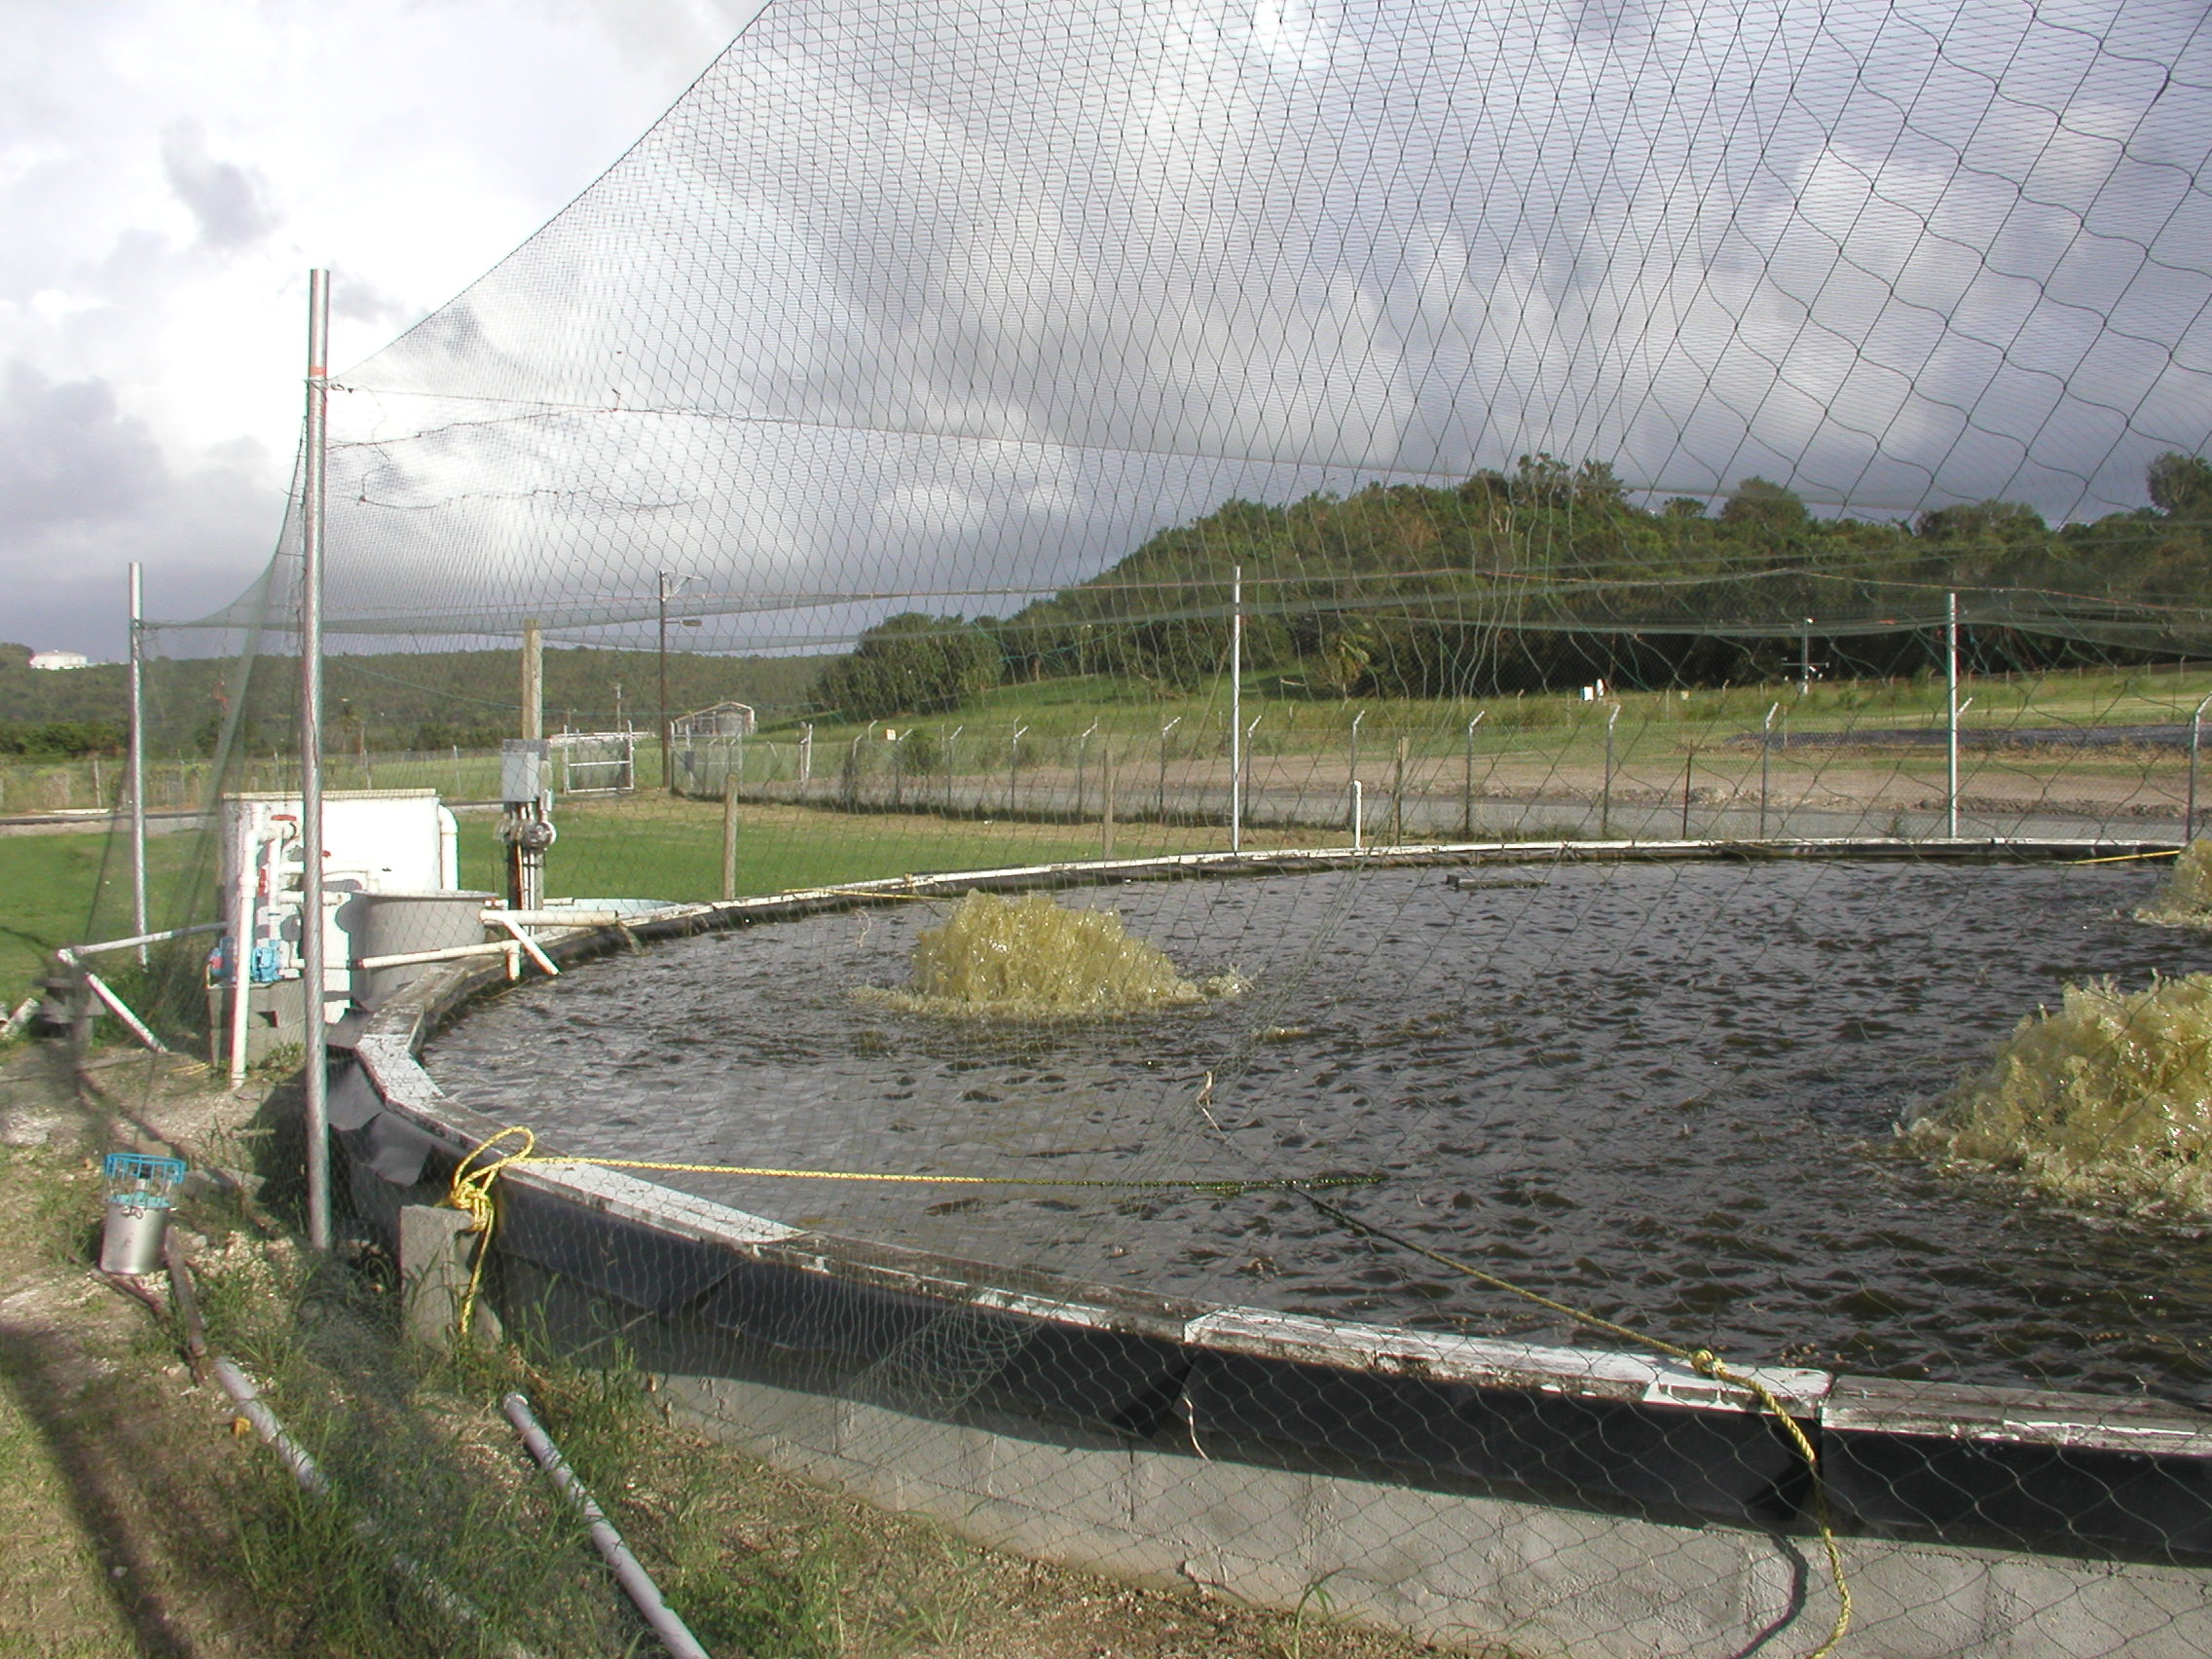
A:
[453, 795, 1258, 904]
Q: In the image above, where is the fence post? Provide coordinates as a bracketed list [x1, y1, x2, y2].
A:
[1760, 702, 1779, 838]
[1159, 717, 1180, 821]
[720, 778, 740, 901]
[1101, 745, 1116, 859]
[1347, 709, 1364, 831]
[1461, 711, 1485, 839]
[1602, 704, 1620, 839]
[1392, 735, 1407, 845]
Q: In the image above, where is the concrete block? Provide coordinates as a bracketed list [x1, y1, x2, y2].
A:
[399, 1204, 499, 1350]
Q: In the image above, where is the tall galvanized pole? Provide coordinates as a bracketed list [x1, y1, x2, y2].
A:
[128, 563, 148, 963]
[2190, 692, 2212, 843]
[1229, 566, 1243, 854]
[657, 572, 673, 793]
[300, 270, 332, 1253]
[1945, 591, 1960, 839]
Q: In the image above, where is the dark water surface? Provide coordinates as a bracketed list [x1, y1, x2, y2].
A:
[425, 861, 2212, 1401]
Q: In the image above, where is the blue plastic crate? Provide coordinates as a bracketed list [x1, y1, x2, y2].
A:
[102, 1153, 188, 1209]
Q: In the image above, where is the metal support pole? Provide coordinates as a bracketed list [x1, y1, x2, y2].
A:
[1348, 709, 1364, 831]
[1009, 724, 1027, 814]
[2190, 693, 2212, 842]
[720, 778, 739, 901]
[1350, 779, 1364, 850]
[1390, 734, 1407, 845]
[128, 563, 147, 963]
[1159, 717, 1179, 820]
[1602, 704, 1620, 839]
[300, 269, 332, 1253]
[657, 573, 673, 793]
[1462, 711, 1484, 839]
[1229, 566, 1243, 854]
[1681, 746, 1695, 840]
[1100, 743, 1116, 858]
[1759, 702, 1779, 839]
[1946, 591, 1960, 839]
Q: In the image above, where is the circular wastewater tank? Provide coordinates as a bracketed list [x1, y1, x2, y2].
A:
[424, 858, 2212, 1402]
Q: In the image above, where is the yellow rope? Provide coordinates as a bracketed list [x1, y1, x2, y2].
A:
[443, 1127, 1374, 1339]
[2068, 848, 2183, 864]
[1296, 1191, 1851, 1659]
[446, 1125, 539, 1343]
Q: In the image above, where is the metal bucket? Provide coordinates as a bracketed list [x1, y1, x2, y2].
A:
[99, 1200, 170, 1275]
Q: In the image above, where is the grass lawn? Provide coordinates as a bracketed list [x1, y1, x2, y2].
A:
[450, 793, 1303, 905]
[0, 832, 205, 1002]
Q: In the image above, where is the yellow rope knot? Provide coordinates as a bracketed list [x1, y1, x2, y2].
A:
[446, 1125, 535, 1341]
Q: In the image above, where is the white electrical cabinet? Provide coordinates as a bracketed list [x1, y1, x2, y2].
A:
[214, 792, 461, 1052]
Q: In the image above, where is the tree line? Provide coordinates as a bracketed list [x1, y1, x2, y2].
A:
[814, 454, 2212, 719]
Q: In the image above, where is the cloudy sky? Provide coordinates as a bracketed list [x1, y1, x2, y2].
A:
[9, 0, 2211, 658]
[1, 0, 769, 656]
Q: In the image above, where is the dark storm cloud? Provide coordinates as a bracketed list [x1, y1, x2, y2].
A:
[0, 361, 166, 530]
[160, 122, 276, 249]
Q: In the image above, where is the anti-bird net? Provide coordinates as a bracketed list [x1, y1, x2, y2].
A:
[51, 1, 2212, 1653]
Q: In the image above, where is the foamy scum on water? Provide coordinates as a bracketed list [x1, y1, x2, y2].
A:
[1905, 973, 2212, 1216]
[858, 891, 1244, 1019]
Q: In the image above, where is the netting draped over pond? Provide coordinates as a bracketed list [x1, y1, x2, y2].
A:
[67, 6, 2212, 1651]
[154, 0, 2212, 649]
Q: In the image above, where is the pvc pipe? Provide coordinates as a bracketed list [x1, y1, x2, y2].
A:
[81, 971, 168, 1055]
[70, 921, 224, 958]
[480, 909, 635, 928]
[212, 1356, 535, 1659]
[355, 940, 526, 973]
[500, 1394, 710, 1659]
[490, 913, 560, 976]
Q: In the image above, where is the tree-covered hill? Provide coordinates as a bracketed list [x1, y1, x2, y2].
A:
[971, 454, 2212, 701]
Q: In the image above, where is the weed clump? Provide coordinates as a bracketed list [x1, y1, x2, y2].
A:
[1902, 973, 2212, 1215]
[2137, 838, 2212, 924]
[867, 890, 1241, 1019]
